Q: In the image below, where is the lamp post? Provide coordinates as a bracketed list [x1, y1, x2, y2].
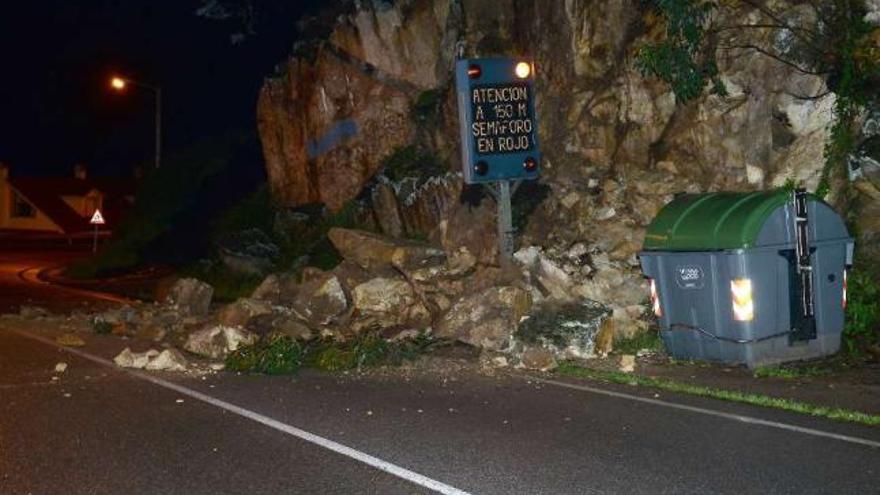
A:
[110, 76, 162, 169]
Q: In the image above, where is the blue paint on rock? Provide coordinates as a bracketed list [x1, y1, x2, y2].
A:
[307, 120, 358, 159]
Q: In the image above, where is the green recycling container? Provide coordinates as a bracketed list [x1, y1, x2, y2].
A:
[639, 189, 853, 368]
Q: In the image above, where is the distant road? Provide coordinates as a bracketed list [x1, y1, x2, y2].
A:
[0, 244, 125, 314]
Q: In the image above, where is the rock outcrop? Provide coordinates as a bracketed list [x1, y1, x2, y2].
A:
[248, 0, 879, 358]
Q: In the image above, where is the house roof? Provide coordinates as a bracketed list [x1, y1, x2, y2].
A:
[8, 177, 136, 234]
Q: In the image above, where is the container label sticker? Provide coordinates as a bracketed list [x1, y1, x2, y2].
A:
[675, 265, 705, 289]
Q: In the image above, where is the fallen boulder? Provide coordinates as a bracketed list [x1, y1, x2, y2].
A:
[327, 228, 445, 272]
[514, 300, 612, 360]
[145, 349, 189, 372]
[435, 286, 531, 351]
[217, 298, 274, 328]
[290, 273, 348, 326]
[351, 277, 415, 326]
[519, 347, 558, 372]
[165, 278, 214, 316]
[113, 348, 160, 369]
[183, 325, 258, 359]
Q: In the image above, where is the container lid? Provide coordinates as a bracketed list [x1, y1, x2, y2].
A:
[643, 189, 795, 251]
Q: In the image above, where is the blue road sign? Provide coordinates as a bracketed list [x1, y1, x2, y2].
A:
[455, 58, 541, 184]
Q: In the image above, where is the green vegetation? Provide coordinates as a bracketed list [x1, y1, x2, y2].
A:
[844, 267, 880, 355]
[512, 181, 551, 231]
[92, 318, 113, 335]
[211, 184, 275, 237]
[613, 328, 663, 355]
[69, 133, 263, 279]
[187, 188, 361, 300]
[182, 261, 264, 303]
[226, 335, 305, 375]
[411, 89, 442, 123]
[381, 145, 447, 185]
[637, 0, 880, 199]
[226, 331, 435, 375]
[635, 0, 725, 102]
[753, 364, 832, 379]
[556, 362, 880, 427]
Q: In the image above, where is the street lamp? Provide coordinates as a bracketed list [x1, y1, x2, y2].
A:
[110, 75, 162, 169]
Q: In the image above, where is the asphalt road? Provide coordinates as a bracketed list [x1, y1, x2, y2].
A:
[2, 329, 879, 495]
[0, 247, 123, 314]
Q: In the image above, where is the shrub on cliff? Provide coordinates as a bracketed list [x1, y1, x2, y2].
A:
[69, 133, 264, 278]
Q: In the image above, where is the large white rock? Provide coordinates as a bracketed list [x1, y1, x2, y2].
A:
[352, 277, 414, 315]
[436, 286, 532, 351]
[114, 348, 160, 369]
[290, 274, 349, 326]
[145, 349, 189, 372]
[183, 326, 258, 359]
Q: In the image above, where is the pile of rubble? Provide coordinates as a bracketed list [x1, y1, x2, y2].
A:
[83, 226, 650, 374]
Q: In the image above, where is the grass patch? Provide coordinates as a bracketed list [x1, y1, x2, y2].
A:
[226, 336, 304, 375]
[92, 318, 113, 335]
[556, 362, 880, 427]
[613, 328, 663, 355]
[753, 365, 832, 380]
[226, 331, 435, 375]
[844, 266, 880, 356]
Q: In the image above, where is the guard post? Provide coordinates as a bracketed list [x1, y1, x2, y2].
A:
[455, 57, 541, 260]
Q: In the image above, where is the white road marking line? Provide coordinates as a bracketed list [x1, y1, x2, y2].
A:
[12, 330, 471, 495]
[533, 377, 880, 449]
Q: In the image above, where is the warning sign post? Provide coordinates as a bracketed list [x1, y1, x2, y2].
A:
[455, 57, 541, 259]
[90, 209, 105, 253]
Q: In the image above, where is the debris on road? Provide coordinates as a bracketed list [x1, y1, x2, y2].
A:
[184, 325, 257, 359]
[54, 362, 68, 373]
[114, 347, 191, 372]
[114, 348, 160, 369]
[56, 333, 85, 347]
[145, 349, 189, 372]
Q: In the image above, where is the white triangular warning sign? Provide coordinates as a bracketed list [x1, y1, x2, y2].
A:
[90, 209, 106, 225]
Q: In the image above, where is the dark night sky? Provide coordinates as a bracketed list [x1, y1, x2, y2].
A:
[0, 1, 317, 178]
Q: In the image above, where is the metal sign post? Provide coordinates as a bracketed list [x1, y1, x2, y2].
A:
[90, 209, 106, 254]
[455, 56, 541, 261]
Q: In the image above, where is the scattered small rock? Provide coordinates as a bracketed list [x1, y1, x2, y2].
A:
[618, 354, 636, 373]
[54, 362, 68, 373]
[56, 334, 86, 347]
[113, 347, 160, 369]
[519, 347, 558, 372]
[145, 349, 189, 372]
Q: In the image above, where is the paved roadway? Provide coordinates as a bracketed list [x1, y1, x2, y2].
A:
[0, 247, 878, 494]
[2, 328, 879, 495]
[0, 245, 123, 314]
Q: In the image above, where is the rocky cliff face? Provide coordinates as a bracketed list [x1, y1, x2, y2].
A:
[256, 0, 866, 342]
[258, 0, 834, 208]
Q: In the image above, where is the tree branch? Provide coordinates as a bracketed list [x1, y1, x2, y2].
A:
[718, 43, 830, 76]
[736, 0, 827, 51]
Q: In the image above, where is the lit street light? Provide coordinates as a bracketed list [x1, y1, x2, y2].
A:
[110, 75, 162, 169]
